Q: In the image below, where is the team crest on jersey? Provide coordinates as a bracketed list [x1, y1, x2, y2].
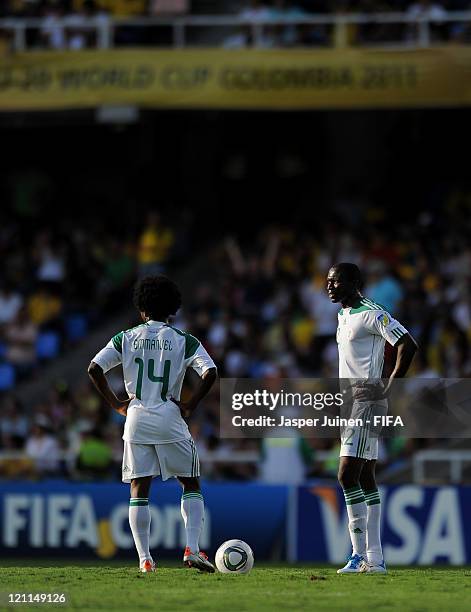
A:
[377, 313, 390, 327]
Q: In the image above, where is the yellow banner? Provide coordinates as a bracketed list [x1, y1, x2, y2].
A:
[1, 47, 471, 111]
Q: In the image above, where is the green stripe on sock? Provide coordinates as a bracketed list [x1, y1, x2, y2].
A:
[344, 495, 365, 505]
[129, 499, 148, 506]
[344, 485, 365, 505]
[345, 490, 364, 498]
[363, 488, 380, 505]
[344, 486, 362, 494]
[345, 496, 364, 504]
[182, 492, 203, 499]
[344, 490, 363, 498]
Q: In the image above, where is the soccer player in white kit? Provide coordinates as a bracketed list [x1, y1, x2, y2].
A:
[326, 263, 417, 574]
[88, 276, 217, 573]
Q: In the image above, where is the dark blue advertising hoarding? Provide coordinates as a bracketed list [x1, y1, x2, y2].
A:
[1, 481, 470, 564]
[0, 481, 287, 560]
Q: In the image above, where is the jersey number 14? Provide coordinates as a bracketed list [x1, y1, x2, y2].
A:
[134, 358, 171, 401]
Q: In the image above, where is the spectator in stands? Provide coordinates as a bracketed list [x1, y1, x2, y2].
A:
[35, 239, 66, 285]
[4, 306, 38, 376]
[98, 238, 135, 306]
[27, 284, 62, 328]
[76, 427, 113, 478]
[137, 211, 174, 276]
[67, 0, 110, 50]
[47, 382, 77, 431]
[40, 1, 66, 50]
[364, 260, 403, 313]
[25, 416, 61, 476]
[4, 0, 471, 49]
[239, 0, 271, 22]
[224, 0, 272, 48]
[0, 282, 23, 327]
[406, 0, 447, 42]
[406, 0, 447, 19]
[300, 273, 338, 373]
[433, 313, 469, 376]
[269, 0, 306, 47]
[0, 397, 29, 449]
[260, 430, 313, 484]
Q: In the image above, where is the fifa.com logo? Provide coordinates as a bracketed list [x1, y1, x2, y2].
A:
[231, 390, 344, 411]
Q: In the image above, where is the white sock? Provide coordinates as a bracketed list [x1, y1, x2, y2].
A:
[181, 491, 204, 553]
[364, 489, 383, 565]
[129, 498, 151, 564]
[343, 485, 367, 558]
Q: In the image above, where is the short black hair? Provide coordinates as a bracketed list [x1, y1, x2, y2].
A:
[331, 262, 363, 288]
[133, 276, 182, 320]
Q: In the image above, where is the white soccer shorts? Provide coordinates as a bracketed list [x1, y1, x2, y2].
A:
[339, 401, 387, 461]
[122, 438, 200, 483]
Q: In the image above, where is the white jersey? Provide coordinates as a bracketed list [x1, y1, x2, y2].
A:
[92, 320, 216, 444]
[336, 296, 408, 379]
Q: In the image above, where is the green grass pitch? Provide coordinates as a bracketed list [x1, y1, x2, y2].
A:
[1, 562, 470, 611]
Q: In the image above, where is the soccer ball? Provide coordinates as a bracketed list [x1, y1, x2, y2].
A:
[215, 540, 254, 574]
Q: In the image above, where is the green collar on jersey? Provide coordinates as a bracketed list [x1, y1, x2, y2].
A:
[339, 297, 385, 316]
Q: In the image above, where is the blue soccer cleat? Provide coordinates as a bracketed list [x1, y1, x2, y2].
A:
[337, 553, 365, 574]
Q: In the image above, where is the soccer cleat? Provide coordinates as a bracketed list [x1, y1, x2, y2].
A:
[183, 547, 215, 573]
[361, 560, 387, 574]
[140, 559, 156, 573]
[337, 553, 365, 574]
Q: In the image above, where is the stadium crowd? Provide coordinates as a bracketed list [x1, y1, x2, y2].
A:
[1, 190, 470, 483]
[1, 1, 470, 49]
[0, 207, 175, 389]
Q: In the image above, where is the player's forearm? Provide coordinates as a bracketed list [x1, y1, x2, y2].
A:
[385, 335, 418, 391]
[188, 367, 218, 408]
[88, 361, 122, 410]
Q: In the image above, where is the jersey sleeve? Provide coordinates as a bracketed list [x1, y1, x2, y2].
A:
[91, 332, 123, 373]
[184, 334, 216, 377]
[366, 310, 409, 346]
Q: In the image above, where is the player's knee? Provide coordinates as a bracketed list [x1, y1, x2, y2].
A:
[130, 476, 151, 499]
[338, 466, 358, 490]
[178, 476, 200, 493]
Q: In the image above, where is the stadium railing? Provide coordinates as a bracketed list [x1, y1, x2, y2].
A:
[1, 11, 471, 52]
[413, 449, 471, 484]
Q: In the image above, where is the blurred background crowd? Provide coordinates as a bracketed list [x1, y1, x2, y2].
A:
[0, 208, 176, 386]
[1, 182, 470, 483]
[1, 0, 471, 49]
[1, 0, 470, 481]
